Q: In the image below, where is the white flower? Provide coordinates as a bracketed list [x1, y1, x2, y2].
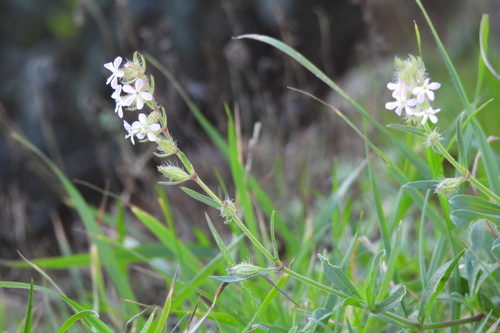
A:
[132, 113, 161, 142]
[122, 79, 153, 110]
[414, 107, 441, 125]
[104, 57, 124, 89]
[385, 98, 417, 116]
[387, 80, 411, 100]
[412, 78, 441, 103]
[111, 85, 126, 118]
[124, 120, 138, 144]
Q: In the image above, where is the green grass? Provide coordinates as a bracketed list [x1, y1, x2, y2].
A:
[2, 2, 500, 332]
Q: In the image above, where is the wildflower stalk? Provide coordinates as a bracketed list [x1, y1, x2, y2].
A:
[423, 123, 500, 203]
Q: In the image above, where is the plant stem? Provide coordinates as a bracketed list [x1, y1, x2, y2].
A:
[425, 124, 500, 203]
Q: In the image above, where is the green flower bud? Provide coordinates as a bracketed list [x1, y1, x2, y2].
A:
[394, 55, 427, 88]
[157, 138, 178, 157]
[434, 177, 465, 197]
[424, 128, 443, 148]
[220, 199, 237, 223]
[157, 165, 191, 184]
[227, 262, 274, 279]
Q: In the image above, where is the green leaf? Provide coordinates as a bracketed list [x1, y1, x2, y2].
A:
[365, 250, 386, 307]
[450, 195, 500, 216]
[318, 254, 362, 299]
[209, 275, 252, 283]
[402, 180, 439, 190]
[492, 238, 500, 250]
[456, 112, 467, 170]
[22, 279, 34, 333]
[478, 293, 500, 317]
[372, 284, 406, 314]
[139, 310, 156, 333]
[450, 209, 500, 229]
[57, 310, 99, 333]
[417, 250, 465, 324]
[342, 298, 364, 309]
[479, 14, 500, 80]
[386, 124, 427, 137]
[181, 187, 221, 209]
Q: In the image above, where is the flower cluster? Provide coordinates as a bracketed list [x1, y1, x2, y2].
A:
[385, 55, 441, 125]
[104, 53, 161, 144]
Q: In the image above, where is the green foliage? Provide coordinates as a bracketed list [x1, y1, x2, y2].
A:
[2, 2, 500, 332]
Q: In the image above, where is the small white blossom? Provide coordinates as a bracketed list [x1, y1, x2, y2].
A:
[412, 78, 441, 103]
[122, 79, 153, 110]
[132, 113, 161, 142]
[111, 85, 126, 118]
[124, 120, 138, 144]
[104, 57, 124, 89]
[385, 97, 417, 116]
[387, 80, 411, 100]
[414, 107, 441, 125]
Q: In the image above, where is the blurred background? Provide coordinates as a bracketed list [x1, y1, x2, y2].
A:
[0, 0, 499, 270]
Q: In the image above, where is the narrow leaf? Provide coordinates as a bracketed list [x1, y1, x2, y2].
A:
[366, 250, 386, 307]
[479, 14, 500, 80]
[402, 180, 439, 190]
[386, 124, 426, 137]
[456, 112, 467, 170]
[57, 310, 99, 333]
[181, 187, 221, 209]
[22, 279, 35, 333]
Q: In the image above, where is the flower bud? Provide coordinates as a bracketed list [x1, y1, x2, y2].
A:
[123, 51, 146, 78]
[220, 199, 237, 223]
[157, 165, 191, 184]
[434, 177, 465, 197]
[227, 262, 274, 279]
[394, 55, 426, 88]
[157, 138, 178, 157]
[424, 128, 443, 148]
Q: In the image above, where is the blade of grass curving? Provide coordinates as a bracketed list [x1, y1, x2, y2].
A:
[415, 0, 500, 195]
[11, 133, 139, 315]
[22, 279, 34, 333]
[235, 34, 431, 179]
[476, 15, 490, 100]
[57, 310, 99, 333]
[479, 14, 500, 81]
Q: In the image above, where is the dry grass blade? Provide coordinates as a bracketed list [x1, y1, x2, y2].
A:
[185, 283, 230, 333]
